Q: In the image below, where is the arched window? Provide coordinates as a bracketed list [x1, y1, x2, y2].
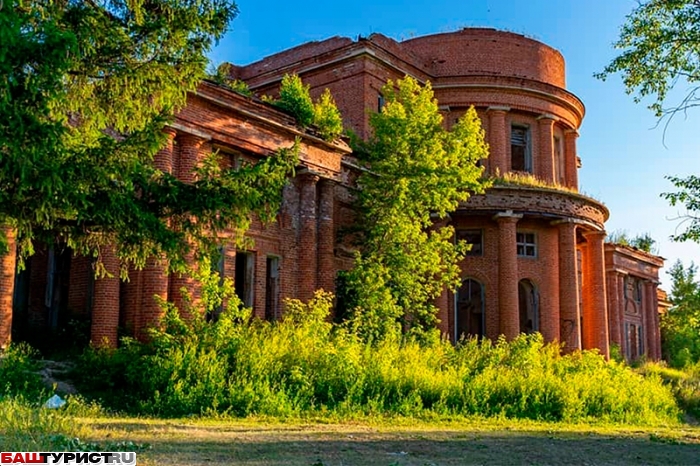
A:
[456, 279, 484, 340]
[518, 279, 539, 334]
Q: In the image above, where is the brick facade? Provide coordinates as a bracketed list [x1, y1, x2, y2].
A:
[0, 29, 664, 360]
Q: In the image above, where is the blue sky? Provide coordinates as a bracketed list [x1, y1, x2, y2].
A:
[210, 0, 700, 286]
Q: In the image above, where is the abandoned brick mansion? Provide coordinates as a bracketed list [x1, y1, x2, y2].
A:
[0, 28, 664, 361]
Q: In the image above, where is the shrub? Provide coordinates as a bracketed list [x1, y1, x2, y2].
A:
[73, 289, 681, 424]
[209, 63, 253, 96]
[313, 89, 344, 141]
[0, 343, 44, 398]
[639, 361, 700, 419]
[273, 74, 315, 127]
[266, 74, 344, 142]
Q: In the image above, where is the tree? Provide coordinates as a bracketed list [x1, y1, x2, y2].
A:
[661, 260, 700, 367]
[343, 77, 488, 342]
[606, 230, 658, 253]
[597, 0, 700, 119]
[598, 0, 700, 244]
[0, 1, 297, 274]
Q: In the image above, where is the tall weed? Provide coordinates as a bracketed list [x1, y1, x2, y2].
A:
[0, 343, 43, 398]
[74, 290, 681, 424]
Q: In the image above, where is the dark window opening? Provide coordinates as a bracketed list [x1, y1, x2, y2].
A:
[511, 125, 531, 173]
[378, 94, 385, 113]
[235, 251, 255, 308]
[265, 256, 280, 321]
[457, 230, 483, 257]
[207, 247, 225, 321]
[624, 322, 644, 361]
[456, 279, 484, 340]
[518, 279, 539, 334]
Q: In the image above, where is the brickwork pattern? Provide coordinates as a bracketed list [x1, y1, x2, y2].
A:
[90, 245, 120, 348]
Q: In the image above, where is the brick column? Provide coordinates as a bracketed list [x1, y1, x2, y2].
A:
[135, 131, 180, 340]
[317, 179, 335, 293]
[645, 281, 660, 360]
[170, 133, 206, 316]
[298, 172, 319, 302]
[541, 230, 560, 343]
[557, 221, 580, 352]
[176, 133, 205, 183]
[154, 128, 177, 175]
[606, 271, 624, 350]
[495, 212, 522, 340]
[121, 267, 142, 337]
[564, 130, 579, 190]
[0, 227, 17, 348]
[581, 230, 609, 358]
[90, 245, 120, 348]
[138, 256, 168, 340]
[488, 107, 510, 176]
[537, 115, 556, 183]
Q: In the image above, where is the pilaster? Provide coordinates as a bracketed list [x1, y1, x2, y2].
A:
[488, 107, 510, 176]
[317, 179, 336, 294]
[537, 115, 556, 183]
[298, 171, 319, 302]
[564, 129, 579, 190]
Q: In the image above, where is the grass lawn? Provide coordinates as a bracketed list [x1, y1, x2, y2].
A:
[81, 417, 700, 466]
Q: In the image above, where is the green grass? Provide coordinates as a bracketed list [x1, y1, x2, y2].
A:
[488, 172, 580, 194]
[639, 362, 700, 419]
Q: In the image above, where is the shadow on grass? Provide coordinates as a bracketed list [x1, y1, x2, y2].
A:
[87, 420, 700, 466]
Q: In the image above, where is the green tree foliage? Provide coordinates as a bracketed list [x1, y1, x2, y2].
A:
[210, 63, 253, 96]
[271, 74, 315, 127]
[662, 260, 700, 367]
[662, 175, 700, 242]
[267, 74, 344, 141]
[344, 77, 489, 342]
[313, 88, 344, 141]
[599, 1, 700, 245]
[0, 1, 297, 272]
[598, 0, 700, 118]
[606, 230, 658, 253]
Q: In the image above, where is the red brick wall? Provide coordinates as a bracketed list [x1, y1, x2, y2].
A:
[402, 28, 566, 87]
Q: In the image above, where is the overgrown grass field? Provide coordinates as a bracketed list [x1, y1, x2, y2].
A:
[2, 292, 700, 464]
[67, 292, 680, 424]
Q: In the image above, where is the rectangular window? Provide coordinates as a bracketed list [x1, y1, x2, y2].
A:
[511, 125, 531, 173]
[235, 251, 255, 308]
[457, 229, 483, 256]
[378, 94, 385, 113]
[265, 256, 280, 321]
[516, 232, 536, 257]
